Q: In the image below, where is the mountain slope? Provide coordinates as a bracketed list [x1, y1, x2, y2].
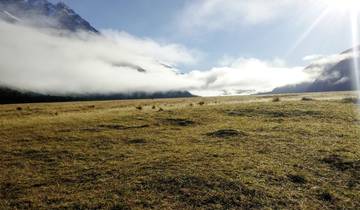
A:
[0, 0, 98, 32]
[271, 48, 359, 94]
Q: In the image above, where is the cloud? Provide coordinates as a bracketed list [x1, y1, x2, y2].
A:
[0, 20, 319, 97]
[303, 54, 325, 61]
[0, 20, 200, 95]
[102, 30, 199, 66]
[186, 58, 315, 96]
[308, 53, 354, 66]
[177, 0, 310, 33]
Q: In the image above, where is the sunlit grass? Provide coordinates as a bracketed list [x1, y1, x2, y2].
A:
[0, 91, 359, 209]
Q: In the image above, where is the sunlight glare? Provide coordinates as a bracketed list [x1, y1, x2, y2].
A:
[323, 0, 360, 12]
[350, 11, 360, 103]
[286, 8, 330, 56]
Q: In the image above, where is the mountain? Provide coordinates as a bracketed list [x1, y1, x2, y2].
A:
[0, 0, 194, 103]
[0, 0, 98, 32]
[271, 48, 360, 94]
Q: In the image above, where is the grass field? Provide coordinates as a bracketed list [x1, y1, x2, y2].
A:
[0, 91, 359, 209]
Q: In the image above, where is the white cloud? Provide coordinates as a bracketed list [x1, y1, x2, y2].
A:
[102, 30, 199, 66]
[309, 53, 354, 66]
[303, 54, 325, 61]
[177, 0, 311, 33]
[187, 58, 315, 96]
[0, 20, 325, 97]
[0, 20, 200, 95]
[302, 52, 356, 64]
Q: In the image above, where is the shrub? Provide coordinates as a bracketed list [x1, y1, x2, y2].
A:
[136, 106, 143, 110]
[319, 192, 334, 202]
[301, 97, 314, 101]
[16, 107, 22, 111]
[198, 101, 205, 106]
[288, 174, 307, 184]
[272, 97, 281, 102]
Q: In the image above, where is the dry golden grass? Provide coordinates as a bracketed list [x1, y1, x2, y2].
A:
[0, 91, 359, 209]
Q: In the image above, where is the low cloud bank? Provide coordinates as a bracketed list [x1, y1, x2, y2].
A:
[0, 20, 333, 97]
[0, 20, 199, 95]
[187, 58, 316, 96]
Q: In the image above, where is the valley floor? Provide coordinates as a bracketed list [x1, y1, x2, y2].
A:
[0, 91, 359, 209]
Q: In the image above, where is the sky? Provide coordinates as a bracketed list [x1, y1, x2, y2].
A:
[48, 0, 355, 71]
[1, 0, 358, 96]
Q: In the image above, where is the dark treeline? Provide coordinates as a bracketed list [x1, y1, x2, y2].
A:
[0, 87, 194, 104]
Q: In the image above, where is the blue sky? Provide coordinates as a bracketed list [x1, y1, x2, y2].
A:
[49, 0, 355, 72]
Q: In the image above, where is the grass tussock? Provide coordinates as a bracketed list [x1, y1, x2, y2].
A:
[342, 97, 359, 104]
[0, 91, 359, 209]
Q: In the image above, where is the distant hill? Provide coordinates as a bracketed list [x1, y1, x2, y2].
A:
[0, 0, 194, 103]
[271, 48, 359, 94]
